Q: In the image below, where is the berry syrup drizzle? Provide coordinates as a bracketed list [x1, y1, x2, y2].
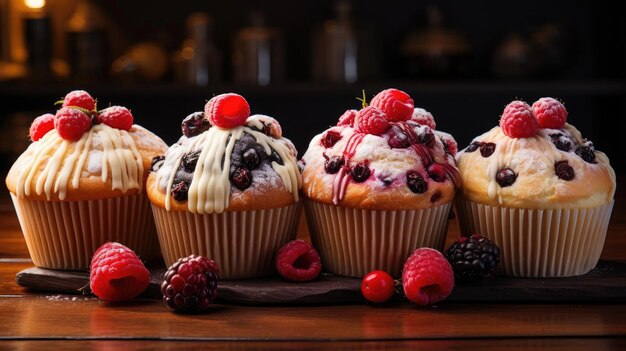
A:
[332, 133, 365, 205]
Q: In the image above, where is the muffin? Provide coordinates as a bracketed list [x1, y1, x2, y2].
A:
[6, 90, 168, 270]
[301, 88, 461, 278]
[147, 93, 302, 279]
[455, 98, 616, 277]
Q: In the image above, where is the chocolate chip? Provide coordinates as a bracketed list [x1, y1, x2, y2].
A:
[480, 143, 496, 158]
[496, 168, 517, 187]
[407, 171, 428, 194]
[555, 160, 575, 181]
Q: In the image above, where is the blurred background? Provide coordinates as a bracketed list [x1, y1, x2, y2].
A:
[0, 0, 624, 175]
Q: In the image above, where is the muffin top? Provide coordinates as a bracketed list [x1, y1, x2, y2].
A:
[147, 93, 301, 213]
[301, 89, 460, 210]
[456, 98, 615, 209]
[6, 90, 168, 201]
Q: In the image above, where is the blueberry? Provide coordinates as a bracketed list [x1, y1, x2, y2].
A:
[182, 151, 201, 173]
[242, 148, 260, 169]
[231, 167, 252, 190]
[575, 146, 596, 164]
[466, 141, 482, 153]
[480, 143, 496, 158]
[181, 112, 210, 137]
[171, 180, 189, 202]
[496, 168, 517, 187]
[555, 160, 575, 181]
[324, 156, 344, 174]
[351, 163, 371, 182]
[407, 171, 428, 194]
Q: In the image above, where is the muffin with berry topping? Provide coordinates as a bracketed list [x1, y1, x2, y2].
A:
[6, 90, 168, 270]
[300, 88, 461, 278]
[455, 98, 616, 277]
[146, 93, 302, 279]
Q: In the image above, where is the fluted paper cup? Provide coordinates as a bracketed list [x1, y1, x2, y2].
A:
[10, 193, 160, 270]
[151, 202, 301, 279]
[304, 199, 452, 278]
[455, 198, 614, 277]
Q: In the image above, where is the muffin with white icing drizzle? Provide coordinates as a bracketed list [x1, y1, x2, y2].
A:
[455, 98, 616, 277]
[146, 93, 302, 279]
[6, 90, 168, 270]
[300, 88, 461, 278]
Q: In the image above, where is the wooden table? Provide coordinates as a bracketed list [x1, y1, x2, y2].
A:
[0, 185, 625, 351]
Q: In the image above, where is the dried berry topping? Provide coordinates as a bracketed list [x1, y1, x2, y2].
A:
[351, 163, 371, 182]
[324, 156, 344, 174]
[321, 130, 342, 148]
[479, 142, 496, 158]
[430, 191, 442, 203]
[418, 129, 436, 148]
[575, 145, 596, 164]
[269, 149, 284, 165]
[407, 171, 428, 194]
[388, 131, 411, 148]
[182, 151, 201, 173]
[555, 160, 575, 181]
[181, 112, 210, 137]
[427, 164, 446, 183]
[171, 180, 189, 202]
[496, 168, 517, 187]
[466, 141, 482, 153]
[150, 156, 165, 172]
[231, 167, 252, 190]
[550, 133, 572, 152]
[242, 148, 260, 169]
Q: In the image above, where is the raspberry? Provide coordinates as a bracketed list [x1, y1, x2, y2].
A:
[161, 255, 220, 313]
[337, 109, 357, 126]
[427, 163, 446, 182]
[54, 107, 92, 141]
[532, 97, 567, 129]
[410, 108, 436, 129]
[89, 242, 150, 302]
[321, 130, 342, 148]
[361, 270, 395, 304]
[275, 240, 322, 282]
[440, 134, 458, 155]
[29, 113, 55, 141]
[97, 106, 134, 131]
[402, 248, 454, 306]
[205, 93, 250, 129]
[370, 88, 414, 122]
[62, 90, 96, 111]
[181, 111, 211, 137]
[444, 234, 501, 283]
[354, 106, 389, 135]
[499, 100, 538, 138]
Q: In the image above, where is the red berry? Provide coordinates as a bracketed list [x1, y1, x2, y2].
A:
[361, 270, 395, 303]
[410, 108, 436, 130]
[89, 242, 150, 302]
[370, 88, 414, 122]
[354, 106, 389, 135]
[54, 107, 92, 141]
[97, 106, 134, 131]
[499, 100, 538, 138]
[29, 113, 55, 141]
[275, 240, 322, 282]
[161, 255, 220, 313]
[320, 130, 342, 148]
[62, 90, 96, 111]
[532, 97, 568, 129]
[205, 93, 250, 129]
[338, 109, 357, 126]
[402, 248, 454, 306]
[427, 163, 446, 182]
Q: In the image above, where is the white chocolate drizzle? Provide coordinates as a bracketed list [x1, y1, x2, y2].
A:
[15, 124, 144, 200]
[163, 115, 300, 214]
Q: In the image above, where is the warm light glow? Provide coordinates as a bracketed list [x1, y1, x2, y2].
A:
[24, 0, 46, 9]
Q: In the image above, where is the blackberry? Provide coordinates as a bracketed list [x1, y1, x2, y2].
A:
[444, 234, 501, 282]
[161, 255, 220, 313]
[181, 112, 210, 137]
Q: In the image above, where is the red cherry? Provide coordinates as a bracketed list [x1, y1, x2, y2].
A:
[361, 270, 395, 304]
[205, 93, 251, 129]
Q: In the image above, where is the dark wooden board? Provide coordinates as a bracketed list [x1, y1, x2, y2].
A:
[15, 260, 626, 304]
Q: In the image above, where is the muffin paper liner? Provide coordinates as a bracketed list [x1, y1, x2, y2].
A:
[455, 199, 615, 277]
[151, 202, 301, 279]
[304, 199, 452, 278]
[10, 193, 160, 270]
